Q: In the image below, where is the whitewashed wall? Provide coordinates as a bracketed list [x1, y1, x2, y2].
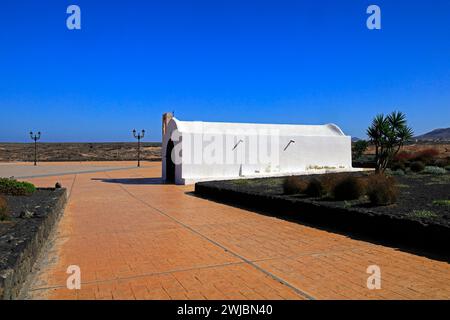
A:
[162, 118, 352, 185]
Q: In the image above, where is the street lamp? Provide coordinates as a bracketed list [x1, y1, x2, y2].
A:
[29, 131, 41, 166]
[132, 129, 145, 167]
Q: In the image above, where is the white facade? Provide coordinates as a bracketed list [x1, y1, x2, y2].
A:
[162, 114, 353, 185]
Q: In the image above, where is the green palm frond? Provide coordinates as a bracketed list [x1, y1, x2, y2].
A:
[366, 111, 413, 173]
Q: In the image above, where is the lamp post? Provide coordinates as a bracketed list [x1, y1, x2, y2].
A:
[132, 129, 145, 167]
[29, 131, 41, 166]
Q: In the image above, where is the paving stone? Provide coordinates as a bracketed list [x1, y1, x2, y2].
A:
[13, 162, 449, 300]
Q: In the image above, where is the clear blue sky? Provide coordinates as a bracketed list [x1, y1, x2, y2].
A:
[1, 0, 449, 142]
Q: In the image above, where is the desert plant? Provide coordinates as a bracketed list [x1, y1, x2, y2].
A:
[413, 148, 440, 164]
[391, 169, 405, 176]
[394, 151, 414, 162]
[320, 174, 344, 192]
[432, 200, 450, 207]
[366, 112, 413, 173]
[423, 166, 447, 175]
[304, 174, 345, 198]
[433, 159, 449, 168]
[232, 179, 249, 185]
[390, 160, 406, 171]
[305, 178, 325, 197]
[0, 178, 36, 196]
[283, 176, 308, 195]
[410, 161, 425, 173]
[366, 174, 398, 206]
[0, 196, 8, 221]
[333, 176, 366, 200]
[409, 210, 437, 219]
[352, 140, 368, 160]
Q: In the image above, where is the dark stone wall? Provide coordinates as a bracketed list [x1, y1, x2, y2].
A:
[0, 189, 67, 300]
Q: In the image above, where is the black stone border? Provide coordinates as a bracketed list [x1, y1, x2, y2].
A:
[195, 182, 450, 261]
[0, 188, 67, 300]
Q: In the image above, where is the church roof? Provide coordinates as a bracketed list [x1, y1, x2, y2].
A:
[170, 118, 346, 137]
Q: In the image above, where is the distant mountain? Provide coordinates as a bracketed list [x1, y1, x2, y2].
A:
[415, 128, 450, 141]
[351, 137, 362, 142]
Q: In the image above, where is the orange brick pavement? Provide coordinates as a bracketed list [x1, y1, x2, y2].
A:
[20, 162, 450, 300]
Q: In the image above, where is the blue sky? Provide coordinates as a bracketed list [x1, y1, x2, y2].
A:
[1, 0, 449, 142]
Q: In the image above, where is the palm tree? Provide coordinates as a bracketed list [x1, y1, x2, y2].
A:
[367, 111, 413, 172]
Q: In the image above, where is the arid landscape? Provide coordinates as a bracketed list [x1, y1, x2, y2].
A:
[0, 143, 162, 162]
[365, 142, 450, 159]
[1, 0, 449, 306]
[1, 141, 449, 163]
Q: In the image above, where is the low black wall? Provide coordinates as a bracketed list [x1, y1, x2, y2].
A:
[195, 183, 449, 260]
[0, 188, 67, 300]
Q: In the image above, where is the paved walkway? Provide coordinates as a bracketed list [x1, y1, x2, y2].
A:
[11, 162, 450, 299]
[0, 161, 148, 179]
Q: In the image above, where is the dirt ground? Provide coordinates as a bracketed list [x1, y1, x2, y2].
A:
[365, 142, 450, 159]
[0, 143, 162, 162]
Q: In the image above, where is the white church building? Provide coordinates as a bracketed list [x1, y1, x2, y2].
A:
[161, 113, 353, 185]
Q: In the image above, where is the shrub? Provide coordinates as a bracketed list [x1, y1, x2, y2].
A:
[410, 161, 425, 173]
[352, 140, 368, 160]
[0, 178, 36, 196]
[409, 210, 437, 219]
[283, 176, 308, 195]
[390, 161, 406, 171]
[433, 159, 449, 168]
[0, 196, 8, 221]
[232, 179, 249, 186]
[423, 166, 447, 175]
[413, 148, 440, 164]
[366, 174, 398, 206]
[304, 174, 347, 198]
[446, 165, 450, 172]
[333, 176, 366, 200]
[391, 169, 405, 176]
[394, 151, 414, 162]
[305, 178, 325, 197]
[320, 174, 344, 192]
[432, 200, 450, 207]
